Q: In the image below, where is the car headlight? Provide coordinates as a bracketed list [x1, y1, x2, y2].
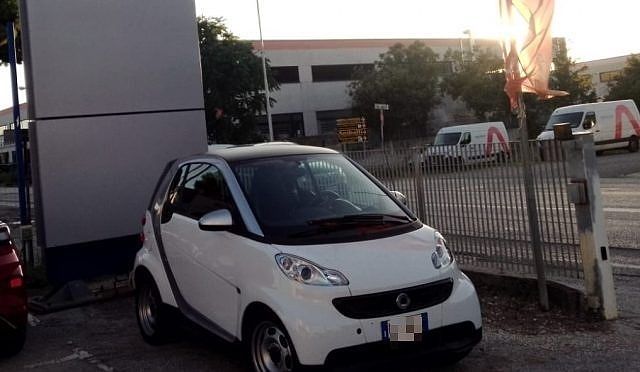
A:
[276, 254, 349, 286]
[431, 231, 453, 269]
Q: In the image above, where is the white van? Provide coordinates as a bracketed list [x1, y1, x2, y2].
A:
[424, 122, 510, 166]
[537, 99, 640, 154]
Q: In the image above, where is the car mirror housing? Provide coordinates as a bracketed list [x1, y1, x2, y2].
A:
[389, 190, 407, 205]
[198, 209, 233, 231]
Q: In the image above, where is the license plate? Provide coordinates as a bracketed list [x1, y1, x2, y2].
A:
[381, 313, 428, 341]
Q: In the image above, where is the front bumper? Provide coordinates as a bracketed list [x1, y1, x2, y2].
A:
[279, 267, 482, 366]
[325, 322, 482, 368]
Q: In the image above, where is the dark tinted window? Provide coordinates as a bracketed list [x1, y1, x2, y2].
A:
[231, 154, 414, 244]
[271, 66, 300, 84]
[257, 112, 305, 139]
[164, 163, 235, 221]
[311, 64, 373, 82]
[434, 132, 461, 146]
[582, 112, 596, 129]
[545, 112, 584, 130]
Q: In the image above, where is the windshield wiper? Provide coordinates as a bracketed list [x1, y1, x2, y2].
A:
[307, 213, 412, 226]
[287, 214, 413, 239]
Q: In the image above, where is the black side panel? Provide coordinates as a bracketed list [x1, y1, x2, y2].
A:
[45, 235, 140, 285]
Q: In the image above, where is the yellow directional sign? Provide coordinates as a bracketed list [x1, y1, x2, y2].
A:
[337, 117, 367, 143]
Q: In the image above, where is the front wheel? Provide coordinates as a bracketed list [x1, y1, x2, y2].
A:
[629, 137, 639, 153]
[135, 277, 172, 345]
[250, 320, 299, 372]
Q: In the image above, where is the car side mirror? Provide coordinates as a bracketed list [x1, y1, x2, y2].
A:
[583, 121, 594, 130]
[389, 190, 407, 205]
[198, 209, 233, 231]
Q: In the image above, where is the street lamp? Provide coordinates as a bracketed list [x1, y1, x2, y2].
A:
[256, 0, 274, 141]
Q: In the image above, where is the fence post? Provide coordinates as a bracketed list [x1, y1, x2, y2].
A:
[562, 133, 617, 319]
[412, 151, 426, 221]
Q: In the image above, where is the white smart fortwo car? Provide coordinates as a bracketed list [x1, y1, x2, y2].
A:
[132, 143, 482, 371]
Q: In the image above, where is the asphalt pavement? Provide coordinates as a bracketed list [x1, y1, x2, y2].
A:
[1, 273, 639, 372]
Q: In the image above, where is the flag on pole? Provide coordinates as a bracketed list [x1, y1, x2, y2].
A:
[499, 0, 568, 109]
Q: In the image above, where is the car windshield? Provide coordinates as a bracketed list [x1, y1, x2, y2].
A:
[434, 132, 461, 146]
[231, 154, 416, 244]
[544, 112, 584, 130]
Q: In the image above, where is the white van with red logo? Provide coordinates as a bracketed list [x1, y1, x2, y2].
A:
[537, 99, 640, 154]
[424, 122, 510, 166]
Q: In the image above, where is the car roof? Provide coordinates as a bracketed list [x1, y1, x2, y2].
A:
[553, 99, 633, 114]
[437, 122, 505, 133]
[206, 142, 339, 162]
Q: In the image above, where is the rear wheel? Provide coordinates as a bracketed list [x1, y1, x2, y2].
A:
[250, 319, 299, 372]
[135, 276, 172, 345]
[629, 136, 639, 153]
[0, 325, 26, 358]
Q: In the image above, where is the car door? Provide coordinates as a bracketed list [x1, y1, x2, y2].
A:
[160, 161, 240, 337]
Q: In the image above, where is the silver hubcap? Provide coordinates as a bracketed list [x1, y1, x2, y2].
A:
[138, 284, 158, 336]
[252, 322, 293, 372]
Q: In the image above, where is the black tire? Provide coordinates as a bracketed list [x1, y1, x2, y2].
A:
[135, 276, 172, 345]
[250, 318, 300, 372]
[629, 137, 639, 153]
[0, 325, 26, 358]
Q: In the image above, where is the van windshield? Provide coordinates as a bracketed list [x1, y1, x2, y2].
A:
[434, 132, 461, 146]
[544, 112, 584, 131]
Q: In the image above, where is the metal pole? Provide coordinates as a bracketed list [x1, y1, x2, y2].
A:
[7, 22, 29, 226]
[562, 134, 617, 319]
[379, 109, 384, 148]
[517, 92, 549, 311]
[256, 0, 274, 141]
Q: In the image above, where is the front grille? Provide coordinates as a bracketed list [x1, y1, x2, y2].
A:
[332, 278, 454, 319]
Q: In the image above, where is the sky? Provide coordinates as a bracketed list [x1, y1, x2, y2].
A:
[2, 0, 640, 110]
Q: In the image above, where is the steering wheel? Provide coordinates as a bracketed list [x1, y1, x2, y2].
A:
[310, 190, 341, 207]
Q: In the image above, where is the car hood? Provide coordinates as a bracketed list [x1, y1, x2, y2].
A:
[273, 225, 446, 296]
[537, 130, 555, 141]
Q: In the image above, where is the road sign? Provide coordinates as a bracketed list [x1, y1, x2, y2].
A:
[374, 103, 389, 110]
[337, 117, 367, 144]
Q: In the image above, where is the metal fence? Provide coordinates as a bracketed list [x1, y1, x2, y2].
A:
[347, 140, 583, 280]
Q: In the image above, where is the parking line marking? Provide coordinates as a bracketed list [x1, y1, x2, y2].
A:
[24, 348, 114, 371]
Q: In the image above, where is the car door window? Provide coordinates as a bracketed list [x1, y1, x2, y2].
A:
[582, 112, 596, 130]
[164, 163, 236, 221]
[460, 132, 471, 145]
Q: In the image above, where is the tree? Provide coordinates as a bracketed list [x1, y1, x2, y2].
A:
[0, 0, 20, 65]
[198, 17, 278, 144]
[348, 42, 441, 142]
[441, 43, 597, 138]
[440, 47, 510, 122]
[606, 54, 640, 106]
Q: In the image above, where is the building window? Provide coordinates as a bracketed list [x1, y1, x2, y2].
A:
[599, 70, 622, 83]
[257, 113, 305, 139]
[311, 64, 373, 82]
[271, 66, 300, 84]
[316, 109, 355, 134]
